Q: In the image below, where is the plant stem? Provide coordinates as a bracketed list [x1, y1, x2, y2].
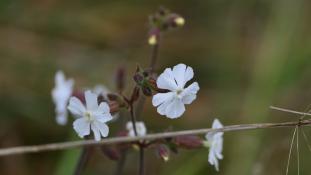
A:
[139, 147, 145, 175]
[113, 150, 128, 175]
[73, 147, 90, 175]
[1, 118, 311, 156]
[149, 43, 159, 73]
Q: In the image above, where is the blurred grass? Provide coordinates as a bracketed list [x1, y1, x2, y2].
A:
[0, 0, 310, 175]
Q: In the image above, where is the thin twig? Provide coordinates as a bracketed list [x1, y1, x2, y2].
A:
[1, 119, 311, 157]
[286, 127, 297, 175]
[296, 127, 300, 175]
[270, 106, 311, 116]
[139, 147, 145, 175]
[301, 128, 311, 154]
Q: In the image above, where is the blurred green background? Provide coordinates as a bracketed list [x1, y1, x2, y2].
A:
[0, 0, 311, 174]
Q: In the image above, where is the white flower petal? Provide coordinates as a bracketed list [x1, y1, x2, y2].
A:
[165, 99, 185, 118]
[68, 97, 86, 117]
[156, 68, 178, 91]
[126, 121, 147, 137]
[206, 119, 224, 171]
[181, 82, 199, 104]
[152, 92, 174, 107]
[56, 112, 67, 125]
[172, 63, 186, 88]
[93, 121, 109, 138]
[85, 90, 98, 111]
[172, 63, 194, 88]
[212, 118, 223, 129]
[93, 113, 113, 123]
[97, 102, 110, 113]
[73, 118, 90, 138]
[52, 70, 74, 125]
[91, 123, 101, 141]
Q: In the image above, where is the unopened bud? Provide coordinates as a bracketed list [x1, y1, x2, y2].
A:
[156, 144, 170, 162]
[148, 35, 157, 45]
[174, 135, 203, 149]
[108, 101, 120, 113]
[142, 87, 152, 96]
[115, 66, 126, 92]
[100, 146, 121, 161]
[174, 17, 185, 26]
[133, 73, 144, 84]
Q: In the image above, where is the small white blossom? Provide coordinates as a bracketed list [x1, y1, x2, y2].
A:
[51, 71, 74, 125]
[126, 121, 147, 137]
[67, 90, 113, 141]
[93, 85, 110, 99]
[152, 63, 200, 119]
[205, 119, 224, 171]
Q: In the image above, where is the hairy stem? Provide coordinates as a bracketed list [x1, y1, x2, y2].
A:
[114, 150, 128, 175]
[149, 43, 159, 73]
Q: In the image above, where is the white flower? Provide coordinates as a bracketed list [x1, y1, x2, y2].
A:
[205, 119, 224, 171]
[126, 121, 147, 137]
[93, 85, 110, 99]
[51, 71, 74, 125]
[152, 63, 200, 119]
[67, 90, 113, 141]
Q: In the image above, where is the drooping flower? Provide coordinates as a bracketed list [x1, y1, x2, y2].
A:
[67, 90, 113, 141]
[51, 71, 74, 125]
[152, 63, 200, 118]
[205, 119, 224, 171]
[126, 121, 147, 137]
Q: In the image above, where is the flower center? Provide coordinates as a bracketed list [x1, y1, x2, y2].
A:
[84, 111, 94, 121]
[175, 88, 184, 98]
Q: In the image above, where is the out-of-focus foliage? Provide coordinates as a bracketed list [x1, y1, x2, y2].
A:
[0, 0, 310, 175]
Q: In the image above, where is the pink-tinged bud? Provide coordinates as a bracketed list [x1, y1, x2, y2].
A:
[142, 87, 152, 96]
[115, 66, 126, 93]
[156, 144, 170, 162]
[108, 101, 120, 113]
[133, 73, 144, 84]
[174, 135, 203, 149]
[100, 146, 121, 161]
[72, 90, 85, 104]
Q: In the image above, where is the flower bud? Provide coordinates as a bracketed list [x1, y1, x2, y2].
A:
[108, 101, 120, 114]
[148, 35, 157, 45]
[174, 17, 185, 26]
[142, 87, 152, 96]
[100, 146, 121, 161]
[115, 66, 126, 93]
[155, 144, 170, 162]
[174, 135, 203, 149]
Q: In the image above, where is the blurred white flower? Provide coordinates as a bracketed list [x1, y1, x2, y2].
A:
[67, 90, 113, 141]
[126, 121, 147, 137]
[51, 71, 74, 125]
[152, 63, 200, 119]
[205, 119, 224, 171]
[93, 85, 110, 99]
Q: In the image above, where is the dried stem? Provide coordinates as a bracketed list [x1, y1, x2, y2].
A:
[1, 118, 311, 157]
[73, 147, 90, 175]
[270, 106, 311, 116]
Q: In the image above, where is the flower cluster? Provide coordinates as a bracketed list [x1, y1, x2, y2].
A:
[51, 8, 225, 173]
